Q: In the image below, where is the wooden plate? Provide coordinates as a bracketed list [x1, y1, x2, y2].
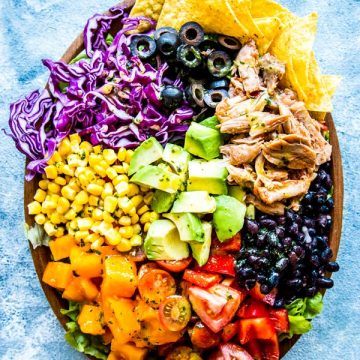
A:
[23, 1, 344, 358]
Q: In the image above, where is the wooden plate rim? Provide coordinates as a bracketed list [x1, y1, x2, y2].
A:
[23, 1, 344, 358]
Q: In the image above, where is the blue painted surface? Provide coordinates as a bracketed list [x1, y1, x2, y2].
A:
[0, 1, 359, 359]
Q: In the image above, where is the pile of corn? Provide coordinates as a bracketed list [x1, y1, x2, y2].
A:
[27, 134, 159, 252]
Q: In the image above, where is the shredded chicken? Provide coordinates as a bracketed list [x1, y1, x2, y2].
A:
[216, 41, 332, 214]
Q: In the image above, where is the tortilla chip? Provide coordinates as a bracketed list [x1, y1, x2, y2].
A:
[321, 74, 341, 98]
[254, 17, 282, 54]
[157, 0, 256, 41]
[129, 0, 165, 31]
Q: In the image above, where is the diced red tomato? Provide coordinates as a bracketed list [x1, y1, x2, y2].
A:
[221, 322, 239, 342]
[213, 343, 254, 360]
[262, 334, 280, 360]
[244, 340, 263, 360]
[269, 308, 289, 334]
[190, 321, 219, 349]
[249, 282, 277, 306]
[189, 284, 241, 333]
[157, 257, 193, 272]
[199, 254, 236, 276]
[237, 298, 269, 318]
[183, 269, 222, 288]
[239, 317, 276, 344]
[212, 233, 242, 253]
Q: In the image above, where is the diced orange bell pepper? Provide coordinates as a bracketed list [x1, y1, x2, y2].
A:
[77, 304, 105, 336]
[107, 352, 118, 360]
[49, 235, 76, 261]
[42, 262, 73, 289]
[99, 246, 119, 259]
[102, 255, 138, 298]
[70, 246, 102, 278]
[102, 327, 114, 345]
[111, 342, 148, 360]
[62, 277, 99, 302]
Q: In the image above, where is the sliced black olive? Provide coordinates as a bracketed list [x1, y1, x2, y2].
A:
[154, 26, 177, 41]
[160, 85, 184, 109]
[190, 83, 205, 107]
[156, 32, 179, 56]
[199, 34, 220, 55]
[209, 78, 230, 90]
[207, 50, 232, 78]
[130, 35, 157, 60]
[203, 89, 229, 108]
[176, 44, 202, 68]
[179, 21, 204, 46]
[218, 35, 241, 50]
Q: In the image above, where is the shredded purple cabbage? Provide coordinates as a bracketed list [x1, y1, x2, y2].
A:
[7, 6, 193, 180]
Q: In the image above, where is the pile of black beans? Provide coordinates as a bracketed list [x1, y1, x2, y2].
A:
[236, 162, 340, 306]
[130, 22, 240, 110]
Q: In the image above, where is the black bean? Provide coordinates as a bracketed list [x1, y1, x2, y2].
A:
[325, 261, 340, 272]
[285, 210, 296, 222]
[266, 232, 279, 247]
[268, 272, 280, 288]
[256, 274, 267, 284]
[260, 284, 271, 294]
[288, 252, 298, 266]
[245, 278, 256, 290]
[275, 226, 285, 239]
[283, 237, 293, 248]
[248, 255, 259, 265]
[274, 297, 285, 308]
[260, 218, 277, 230]
[308, 227, 317, 237]
[326, 197, 334, 210]
[317, 277, 334, 288]
[288, 223, 299, 236]
[304, 286, 317, 297]
[277, 216, 286, 225]
[310, 255, 321, 268]
[245, 218, 259, 235]
[275, 258, 289, 272]
[303, 192, 315, 205]
[303, 217, 316, 228]
[239, 267, 255, 279]
[321, 247, 333, 262]
[323, 174, 333, 190]
[287, 279, 302, 289]
[257, 257, 270, 268]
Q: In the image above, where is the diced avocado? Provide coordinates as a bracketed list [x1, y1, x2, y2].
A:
[200, 115, 220, 130]
[246, 204, 256, 219]
[151, 190, 176, 213]
[131, 165, 181, 193]
[144, 220, 189, 260]
[163, 143, 191, 179]
[128, 137, 163, 176]
[184, 122, 222, 160]
[213, 195, 246, 242]
[171, 191, 216, 214]
[163, 213, 204, 243]
[190, 222, 212, 266]
[187, 159, 228, 195]
[228, 186, 246, 203]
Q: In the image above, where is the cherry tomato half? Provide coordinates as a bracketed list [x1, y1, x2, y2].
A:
[166, 346, 202, 360]
[157, 257, 193, 272]
[159, 295, 192, 332]
[138, 269, 176, 308]
[138, 262, 159, 279]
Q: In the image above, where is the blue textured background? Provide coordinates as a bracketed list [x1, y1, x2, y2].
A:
[0, 1, 359, 359]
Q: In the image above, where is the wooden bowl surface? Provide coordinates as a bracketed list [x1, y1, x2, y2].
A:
[23, 1, 343, 357]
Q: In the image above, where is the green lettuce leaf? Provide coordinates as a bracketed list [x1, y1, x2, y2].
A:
[304, 292, 324, 319]
[24, 223, 50, 248]
[61, 302, 110, 360]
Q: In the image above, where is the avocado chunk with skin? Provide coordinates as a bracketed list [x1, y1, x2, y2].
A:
[171, 191, 216, 214]
[128, 137, 163, 176]
[187, 159, 228, 195]
[228, 185, 246, 203]
[163, 213, 204, 243]
[144, 220, 189, 260]
[190, 222, 212, 266]
[131, 165, 182, 193]
[151, 190, 176, 213]
[163, 143, 191, 180]
[213, 195, 246, 242]
[184, 122, 222, 160]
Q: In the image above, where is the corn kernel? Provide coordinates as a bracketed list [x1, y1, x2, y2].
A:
[131, 195, 143, 208]
[71, 202, 83, 213]
[119, 226, 133, 239]
[138, 205, 149, 216]
[133, 224, 141, 234]
[58, 138, 72, 157]
[99, 159, 109, 170]
[89, 153, 101, 167]
[130, 234, 142, 247]
[105, 167, 117, 180]
[69, 220, 78, 230]
[125, 150, 134, 164]
[74, 190, 89, 205]
[68, 229, 75, 236]
[95, 179, 106, 187]
[68, 179, 81, 192]
[91, 237, 105, 250]
[85, 233, 100, 243]
[67, 154, 82, 168]
[127, 184, 139, 197]
[54, 176, 67, 186]
[144, 222, 151, 233]
[62, 165, 75, 176]
[93, 145, 102, 154]
[77, 217, 93, 231]
[83, 205, 94, 217]
[117, 148, 127, 162]
[118, 216, 131, 226]
[75, 230, 89, 242]
[103, 211, 115, 223]
[116, 239, 132, 252]
[70, 133, 81, 144]
[118, 197, 133, 214]
[104, 228, 122, 245]
[64, 209, 77, 220]
[104, 196, 118, 213]
[131, 214, 139, 225]
[115, 181, 129, 197]
[49, 151, 62, 165]
[87, 183, 103, 196]
[92, 208, 103, 221]
[90, 221, 102, 233]
[38, 180, 49, 190]
[80, 141, 93, 153]
[56, 197, 70, 214]
[140, 211, 151, 224]
[103, 149, 117, 165]
[101, 183, 114, 199]
[140, 185, 150, 192]
[54, 227, 65, 238]
[89, 195, 99, 207]
[44, 222, 57, 236]
[113, 174, 129, 186]
[128, 206, 136, 216]
[143, 192, 154, 205]
[61, 185, 77, 201]
[149, 212, 160, 222]
[34, 189, 46, 203]
[112, 165, 125, 174]
[44, 165, 58, 179]
[34, 214, 46, 225]
[122, 162, 129, 174]
[114, 209, 123, 219]
[94, 165, 106, 177]
[42, 199, 58, 211]
[48, 182, 61, 194]
[50, 212, 63, 225]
